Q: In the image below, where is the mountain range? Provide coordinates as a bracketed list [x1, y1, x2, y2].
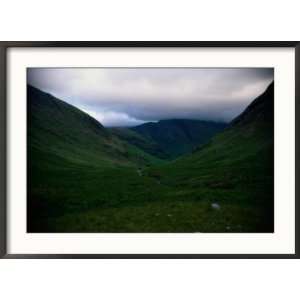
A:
[28, 82, 274, 233]
[28, 85, 162, 169]
[112, 119, 226, 159]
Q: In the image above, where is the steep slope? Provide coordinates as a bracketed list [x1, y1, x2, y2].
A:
[28, 85, 161, 169]
[110, 127, 169, 159]
[230, 81, 274, 127]
[152, 84, 274, 186]
[28, 85, 163, 231]
[146, 82, 274, 231]
[130, 119, 226, 159]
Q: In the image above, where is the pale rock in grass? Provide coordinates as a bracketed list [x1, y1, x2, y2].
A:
[211, 203, 221, 210]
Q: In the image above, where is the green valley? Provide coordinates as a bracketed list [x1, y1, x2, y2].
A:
[28, 83, 274, 233]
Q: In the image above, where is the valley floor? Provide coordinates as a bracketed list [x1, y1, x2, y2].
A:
[28, 163, 273, 233]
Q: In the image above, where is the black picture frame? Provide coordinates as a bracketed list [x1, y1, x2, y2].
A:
[0, 41, 299, 259]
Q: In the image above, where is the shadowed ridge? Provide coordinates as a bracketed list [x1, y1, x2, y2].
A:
[230, 81, 274, 127]
[130, 119, 227, 159]
[28, 84, 108, 137]
[28, 85, 162, 169]
[149, 81, 274, 232]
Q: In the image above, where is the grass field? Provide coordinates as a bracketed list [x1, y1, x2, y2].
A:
[28, 161, 272, 233]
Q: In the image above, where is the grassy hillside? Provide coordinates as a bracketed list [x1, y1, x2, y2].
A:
[146, 82, 274, 231]
[28, 86, 163, 231]
[130, 119, 226, 159]
[28, 85, 161, 169]
[110, 127, 169, 159]
[28, 83, 274, 233]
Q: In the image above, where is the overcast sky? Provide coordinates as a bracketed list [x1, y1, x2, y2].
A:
[27, 68, 273, 127]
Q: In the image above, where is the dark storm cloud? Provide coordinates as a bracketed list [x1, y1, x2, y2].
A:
[27, 68, 274, 127]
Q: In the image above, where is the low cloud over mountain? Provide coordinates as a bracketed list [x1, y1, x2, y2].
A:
[28, 68, 273, 127]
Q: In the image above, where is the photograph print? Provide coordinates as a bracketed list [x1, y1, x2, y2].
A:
[27, 67, 274, 233]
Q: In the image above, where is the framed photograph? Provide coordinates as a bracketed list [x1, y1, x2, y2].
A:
[0, 42, 299, 258]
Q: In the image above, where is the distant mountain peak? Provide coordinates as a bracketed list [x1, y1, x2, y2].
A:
[130, 118, 227, 159]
